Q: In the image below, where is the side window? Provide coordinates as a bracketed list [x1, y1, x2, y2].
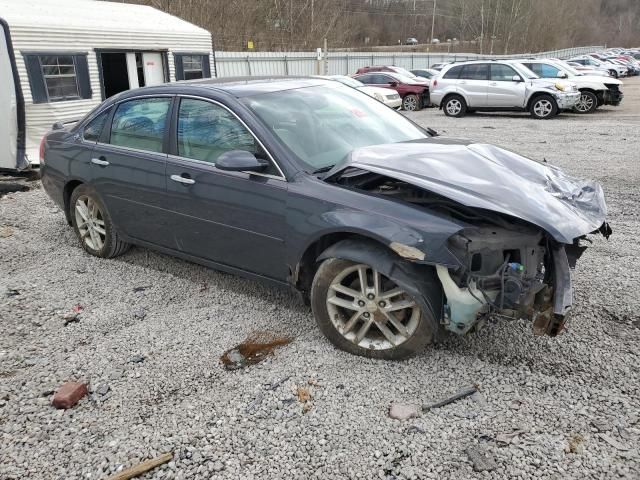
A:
[461, 64, 489, 80]
[109, 98, 171, 153]
[540, 64, 561, 77]
[490, 64, 518, 81]
[356, 74, 373, 84]
[83, 108, 111, 143]
[177, 98, 259, 165]
[443, 65, 463, 79]
[376, 75, 394, 84]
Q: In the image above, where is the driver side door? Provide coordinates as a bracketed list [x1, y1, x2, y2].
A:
[163, 97, 288, 281]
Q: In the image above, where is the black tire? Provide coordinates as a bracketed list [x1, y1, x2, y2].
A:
[574, 90, 598, 114]
[310, 256, 438, 360]
[529, 94, 558, 119]
[69, 184, 130, 258]
[402, 94, 422, 111]
[442, 95, 467, 117]
[609, 69, 618, 79]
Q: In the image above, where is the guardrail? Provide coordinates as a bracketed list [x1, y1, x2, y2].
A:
[213, 46, 605, 77]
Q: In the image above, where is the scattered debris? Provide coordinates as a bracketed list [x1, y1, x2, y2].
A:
[0, 226, 14, 238]
[307, 378, 320, 386]
[132, 308, 146, 320]
[509, 398, 525, 410]
[566, 433, 585, 454]
[302, 401, 313, 414]
[422, 385, 478, 411]
[72, 304, 83, 313]
[95, 383, 110, 396]
[133, 285, 150, 293]
[389, 402, 420, 421]
[6, 286, 20, 297]
[52, 382, 88, 409]
[495, 429, 525, 445]
[471, 391, 489, 409]
[482, 126, 496, 129]
[106, 452, 173, 480]
[466, 445, 498, 472]
[129, 354, 145, 364]
[62, 312, 81, 326]
[267, 375, 291, 391]
[220, 331, 292, 370]
[199, 282, 208, 292]
[245, 392, 264, 413]
[296, 386, 312, 403]
[406, 425, 425, 434]
[597, 433, 629, 451]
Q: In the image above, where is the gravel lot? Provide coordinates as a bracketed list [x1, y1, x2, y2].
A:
[1, 78, 640, 480]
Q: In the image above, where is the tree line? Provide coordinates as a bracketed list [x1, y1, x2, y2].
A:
[121, 0, 640, 52]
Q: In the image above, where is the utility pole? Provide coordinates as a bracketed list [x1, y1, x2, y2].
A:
[430, 0, 437, 44]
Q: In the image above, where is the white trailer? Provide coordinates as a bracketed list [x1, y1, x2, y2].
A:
[0, 0, 214, 171]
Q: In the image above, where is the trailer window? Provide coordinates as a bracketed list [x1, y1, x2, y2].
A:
[40, 56, 80, 101]
[173, 53, 211, 81]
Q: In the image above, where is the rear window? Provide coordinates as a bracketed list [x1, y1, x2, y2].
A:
[460, 64, 489, 80]
[83, 108, 111, 143]
[109, 97, 171, 153]
[443, 65, 463, 79]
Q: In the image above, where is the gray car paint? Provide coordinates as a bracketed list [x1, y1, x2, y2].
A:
[327, 140, 607, 245]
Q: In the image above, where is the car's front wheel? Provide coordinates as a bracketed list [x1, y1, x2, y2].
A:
[311, 257, 436, 360]
[529, 94, 558, 119]
[402, 94, 422, 111]
[574, 91, 598, 114]
[443, 95, 467, 117]
[70, 184, 130, 258]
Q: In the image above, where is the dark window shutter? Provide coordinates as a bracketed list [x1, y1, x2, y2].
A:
[202, 54, 211, 78]
[24, 55, 47, 103]
[174, 54, 184, 81]
[74, 54, 92, 99]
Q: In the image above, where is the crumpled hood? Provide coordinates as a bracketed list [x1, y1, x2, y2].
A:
[329, 140, 608, 244]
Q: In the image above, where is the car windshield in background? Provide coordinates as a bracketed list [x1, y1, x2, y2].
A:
[393, 67, 418, 78]
[516, 64, 539, 79]
[331, 76, 364, 88]
[386, 71, 421, 84]
[243, 84, 428, 171]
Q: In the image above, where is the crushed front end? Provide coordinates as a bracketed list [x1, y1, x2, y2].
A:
[440, 222, 609, 337]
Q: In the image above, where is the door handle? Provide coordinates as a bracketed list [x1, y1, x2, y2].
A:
[170, 174, 196, 185]
[91, 157, 109, 166]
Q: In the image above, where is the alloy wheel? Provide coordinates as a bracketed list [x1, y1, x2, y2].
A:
[75, 195, 106, 251]
[403, 96, 418, 111]
[575, 93, 595, 113]
[446, 99, 462, 116]
[325, 264, 420, 350]
[533, 99, 553, 118]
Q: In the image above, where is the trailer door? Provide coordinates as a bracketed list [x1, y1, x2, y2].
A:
[0, 19, 25, 171]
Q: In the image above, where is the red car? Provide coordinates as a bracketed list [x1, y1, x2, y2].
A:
[353, 71, 429, 111]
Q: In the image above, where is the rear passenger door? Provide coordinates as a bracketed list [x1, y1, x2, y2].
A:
[458, 64, 489, 107]
[91, 96, 172, 243]
[488, 64, 526, 107]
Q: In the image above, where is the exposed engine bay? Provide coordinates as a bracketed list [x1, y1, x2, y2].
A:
[328, 168, 606, 337]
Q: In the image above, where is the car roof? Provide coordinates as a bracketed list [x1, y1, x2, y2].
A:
[121, 76, 332, 98]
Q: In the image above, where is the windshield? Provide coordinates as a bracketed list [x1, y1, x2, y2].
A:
[330, 76, 364, 88]
[515, 63, 539, 79]
[391, 66, 418, 78]
[386, 71, 423, 84]
[553, 60, 581, 76]
[243, 83, 428, 172]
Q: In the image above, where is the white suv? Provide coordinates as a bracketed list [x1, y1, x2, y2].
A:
[517, 59, 624, 114]
[429, 60, 580, 119]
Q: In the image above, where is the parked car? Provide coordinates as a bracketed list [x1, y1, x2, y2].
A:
[354, 71, 429, 111]
[405, 37, 419, 45]
[355, 65, 429, 82]
[430, 63, 449, 71]
[565, 61, 610, 77]
[429, 60, 580, 119]
[586, 54, 627, 78]
[518, 59, 624, 114]
[569, 56, 618, 77]
[39, 77, 611, 359]
[410, 68, 440, 79]
[328, 75, 402, 109]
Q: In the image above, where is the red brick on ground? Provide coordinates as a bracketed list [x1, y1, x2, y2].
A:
[52, 382, 88, 409]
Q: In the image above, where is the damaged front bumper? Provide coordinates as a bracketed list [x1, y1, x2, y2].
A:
[555, 91, 581, 109]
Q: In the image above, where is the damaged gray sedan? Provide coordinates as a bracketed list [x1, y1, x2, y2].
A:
[40, 77, 611, 359]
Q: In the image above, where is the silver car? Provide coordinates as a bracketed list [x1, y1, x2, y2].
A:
[429, 60, 580, 119]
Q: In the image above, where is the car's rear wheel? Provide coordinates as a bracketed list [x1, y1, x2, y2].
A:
[311, 257, 435, 360]
[443, 95, 467, 117]
[529, 95, 558, 119]
[574, 91, 598, 113]
[70, 184, 130, 258]
[609, 69, 618, 78]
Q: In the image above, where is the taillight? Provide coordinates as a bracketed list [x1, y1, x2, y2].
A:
[39, 135, 46, 164]
[433, 79, 438, 88]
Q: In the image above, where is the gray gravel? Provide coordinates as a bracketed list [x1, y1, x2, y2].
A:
[1, 78, 640, 479]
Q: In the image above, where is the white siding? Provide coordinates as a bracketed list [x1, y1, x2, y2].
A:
[1, 0, 212, 163]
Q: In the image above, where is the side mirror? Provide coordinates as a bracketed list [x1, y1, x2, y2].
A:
[512, 75, 523, 82]
[557, 71, 568, 79]
[216, 150, 268, 173]
[389, 81, 398, 87]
